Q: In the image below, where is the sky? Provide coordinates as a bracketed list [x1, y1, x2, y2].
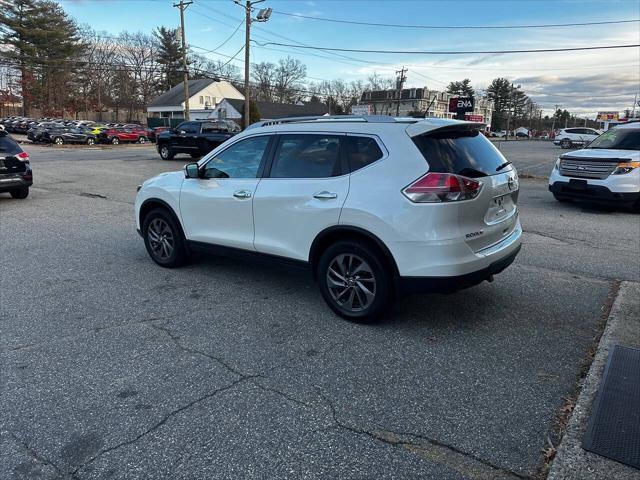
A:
[59, 0, 640, 117]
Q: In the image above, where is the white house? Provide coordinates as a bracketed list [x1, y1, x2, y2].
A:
[147, 79, 244, 120]
[210, 98, 329, 123]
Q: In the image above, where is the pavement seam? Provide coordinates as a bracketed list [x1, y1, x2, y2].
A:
[314, 388, 532, 480]
[522, 229, 632, 253]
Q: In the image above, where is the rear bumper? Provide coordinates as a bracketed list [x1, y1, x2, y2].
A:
[549, 181, 640, 206]
[399, 244, 521, 294]
[0, 175, 32, 192]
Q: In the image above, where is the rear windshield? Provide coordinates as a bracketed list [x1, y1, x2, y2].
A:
[412, 129, 508, 177]
[0, 134, 22, 155]
[586, 128, 640, 150]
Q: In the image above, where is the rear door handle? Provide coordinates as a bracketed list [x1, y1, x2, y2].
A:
[233, 190, 252, 199]
[313, 191, 338, 200]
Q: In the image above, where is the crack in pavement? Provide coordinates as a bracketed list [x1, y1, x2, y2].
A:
[8, 431, 74, 480]
[314, 388, 532, 480]
[522, 229, 632, 253]
[70, 376, 254, 476]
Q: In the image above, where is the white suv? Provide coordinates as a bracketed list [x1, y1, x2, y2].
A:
[135, 116, 522, 321]
[549, 123, 640, 211]
[554, 127, 601, 149]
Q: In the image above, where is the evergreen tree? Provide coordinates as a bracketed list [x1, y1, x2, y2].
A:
[446, 79, 475, 97]
[154, 26, 183, 90]
[0, 0, 82, 114]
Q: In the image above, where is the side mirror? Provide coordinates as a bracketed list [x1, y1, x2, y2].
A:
[179, 130, 186, 135]
[184, 163, 200, 179]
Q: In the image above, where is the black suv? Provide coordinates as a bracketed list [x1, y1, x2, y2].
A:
[156, 120, 238, 160]
[0, 131, 32, 199]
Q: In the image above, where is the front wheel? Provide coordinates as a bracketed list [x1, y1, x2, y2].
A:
[560, 139, 572, 149]
[317, 241, 392, 322]
[158, 144, 174, 160]
[10, 187, 29, 199]
[138, 136, 148, 144]
[142, 208, 188, 267]
[111, 137, 120, 145]
[87, 138, 95, 145]
[54, 137, 64, 145]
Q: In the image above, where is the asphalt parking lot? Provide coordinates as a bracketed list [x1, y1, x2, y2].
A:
[1, 141, 638, 479]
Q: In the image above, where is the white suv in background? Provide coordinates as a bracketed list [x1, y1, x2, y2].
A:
[135, 116, 522, 321]
[549, 123, 640, 211]
[554, 127, 601, 149]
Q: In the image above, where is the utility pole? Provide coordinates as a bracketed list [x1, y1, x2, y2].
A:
[395, 66, 407, 117]
[235, 1, 270, 128]
[174, 0, 193, 121]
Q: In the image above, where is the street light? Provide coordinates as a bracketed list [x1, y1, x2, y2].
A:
[235, 1, 271, 129]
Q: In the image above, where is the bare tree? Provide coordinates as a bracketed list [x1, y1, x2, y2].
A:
[274, 56, 306, 103]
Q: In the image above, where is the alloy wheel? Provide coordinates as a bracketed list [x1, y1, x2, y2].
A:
[147, 218, 174, 260]
[55, 137, 63, 145]
[326, 253, 376, 312]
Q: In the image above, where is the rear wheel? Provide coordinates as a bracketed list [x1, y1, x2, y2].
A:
[54, 137, 64, 145]
[10, 187, 29, 199]
[159, 144, 174, 160]
[111, 137, 120, 145]
[560, 138, 572, 149]
[317, 241, 392, 322]
[138, 136, 148, 144]
[87, 138, 95, 145]
[142, 208, 187, 267]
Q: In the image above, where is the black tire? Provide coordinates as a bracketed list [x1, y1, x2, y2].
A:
[159, 144, 174, 160]
[142, 208, 188, 267]
[111, 137, 120, 145]
[560, 139, 572, 149]
[633, 198, 640, 214]
[317, 240, 393, 322]
[553, 193, 572, 203]
[10, 187, 29, 199]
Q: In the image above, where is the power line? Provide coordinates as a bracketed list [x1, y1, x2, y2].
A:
[207, 18, 244, 53]
[271, 11, 640, 30]
[251, 41, 640, 56]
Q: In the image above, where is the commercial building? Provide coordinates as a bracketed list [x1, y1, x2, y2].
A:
[358, 87, 493, 129]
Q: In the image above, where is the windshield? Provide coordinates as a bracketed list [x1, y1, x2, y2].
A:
[587, 128, 640, 150]
[412, 128, 509, 177]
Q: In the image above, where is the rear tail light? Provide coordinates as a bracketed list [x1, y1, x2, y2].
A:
[402, 172, 482, 203]
[16, 151, 30, 162]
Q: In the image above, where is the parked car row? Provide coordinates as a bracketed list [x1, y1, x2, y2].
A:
[0, 117, 166, 145]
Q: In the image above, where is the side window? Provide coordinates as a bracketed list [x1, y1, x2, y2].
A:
[346, 136, 383, 172]
[203, 135, 270, 179]
[180, 123, 199, 134]
[201, 122, 220, 133]
[270, 134, 342, 178]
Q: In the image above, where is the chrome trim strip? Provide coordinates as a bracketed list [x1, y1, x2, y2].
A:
[476, 223, 522, 256]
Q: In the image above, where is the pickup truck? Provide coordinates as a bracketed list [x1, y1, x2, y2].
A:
[156, 120, 239, 160]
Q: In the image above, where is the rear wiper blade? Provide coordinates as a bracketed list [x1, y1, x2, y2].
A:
[496, 161, 512, 172]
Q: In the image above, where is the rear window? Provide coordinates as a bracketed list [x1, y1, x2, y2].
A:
[412, 129, 507, 177]
[0, 134, 22, 155]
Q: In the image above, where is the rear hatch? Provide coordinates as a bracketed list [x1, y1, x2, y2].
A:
[408, 123, 519, 253]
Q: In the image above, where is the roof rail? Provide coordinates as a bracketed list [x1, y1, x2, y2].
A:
[247, 115, 409, 129]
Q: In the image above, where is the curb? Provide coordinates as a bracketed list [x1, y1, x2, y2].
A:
[547, 281, 640, 480]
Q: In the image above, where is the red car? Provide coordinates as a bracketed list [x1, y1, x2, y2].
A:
[98, 127, 150, 144]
